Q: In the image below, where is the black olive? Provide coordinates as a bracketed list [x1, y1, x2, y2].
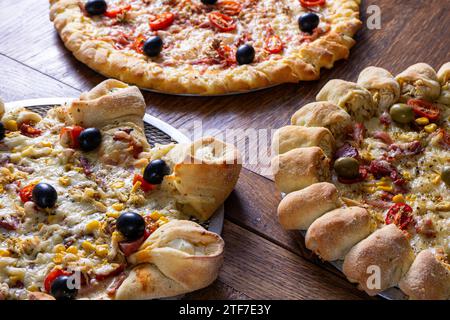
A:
[143, 36, 163, 57]
[50, 276, 78, 300]
[201, 0, 217, 4]
[298, 12, 320, 33]
[32, 183, 58, 208]
[143, 159, 170, 185]
[85, 0, 107, 16]
[78, 128, 102, 152]
[116, 212, 146, 241]
[236, 44, 255, 65]
[0, 122, 5, 141]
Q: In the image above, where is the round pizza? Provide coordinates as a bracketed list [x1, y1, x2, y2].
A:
[271, 62, 450, 300]
[0, 79, 241, 300]
[49, 0, 361, 95]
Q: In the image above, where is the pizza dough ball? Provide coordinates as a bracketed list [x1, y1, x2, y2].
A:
[165, 137, 241, 221]
[437, 62, 450, 105]
[69, 79, 146, 129]
[305, 206, 373, 261]
[342, 224, 415, 296]
[271, 146, 330, 194]
[277, 182, 339, 230]
[272, 125, 335, 158]
[291, 101, 353, 139]
[118, 220, 224, 300]
[316, 80, 376, 121]
[399, 249, 450, 300]
[396, 63, 441, 102]
[357, 66, 400, 110]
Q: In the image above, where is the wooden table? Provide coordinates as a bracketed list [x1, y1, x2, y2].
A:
[1, 0, 448, 300]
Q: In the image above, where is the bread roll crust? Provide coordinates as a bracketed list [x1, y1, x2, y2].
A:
[291, 101, 352, 138]
[305, 206, 373, 261]
[399, 249, 450, 300]
[271, 147, 330, 194]
[272, 125, 335, 158]
[342, 224, 414, 296]
[277, 182, 339, 230]
[396, 63, 440, 101]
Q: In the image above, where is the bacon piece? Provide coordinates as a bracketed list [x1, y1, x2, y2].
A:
[94, 264, 125, 281]
[350, 123, 366, 146]
[334, 143, 359, 160]
[368, 160, 405, 185]
[79, 157, 93, 176]
[106, 272, 127, 297]
[0, 216, 20, 230]
[388, 140, 423, 158]
[119, 236, 146, 257]
[379, 111, 392, 125]
[365, 199, 392, 210]
[372, 131, 393, 145]
[19, 123, 42, 138]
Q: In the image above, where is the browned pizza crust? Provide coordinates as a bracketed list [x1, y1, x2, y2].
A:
[305, 206, 373, 261]
[342, 224, 415, 296]
[116, 220, 224, 299]
[399, 249, 450, 300]
[49, 0, 362, 95]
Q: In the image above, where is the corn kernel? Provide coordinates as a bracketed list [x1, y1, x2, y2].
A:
[106, 211, 120, 218]
[53, 244, 66, 253]
[157, 216, 169, 226]
[0, 249, 11, 257]
[149, 211, 162, 221]
[377, 185, 393, 192]
[9, 276, 21, 284]
[415, 117, 429, 125]
[81, 241, 96, 252]
[58, 176, 71, 186]
[112, 203, 124, 211]
[95, 245, 108, 258]
[4, 120, 18, 131]
[392, 194, 405, 203]
[85, 220, 100, 234]
[66, 246, 78, 254]
[112, 231, 125, 242]
[424, 123, 438, 133]
[402, 171, 412, 180]
[40, 141, 52, 148]
[131, 181, 141, 193]
[47, 215, 59, 224]
[112, 181, 125, 189]
[53, 253, 63, 264]
[376, 181, 389, 186]
[28, 285, 39, 292]
[432, 175, 441, 185]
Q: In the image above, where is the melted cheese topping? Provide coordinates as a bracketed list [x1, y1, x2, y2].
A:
[83, 0, 340, 70]
[334, 104, 449, 256]
[0, 106, 190, 299]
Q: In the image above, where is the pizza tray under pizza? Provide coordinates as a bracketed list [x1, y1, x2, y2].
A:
[140, 84, 280, 97]
[4, 98, 224, 235]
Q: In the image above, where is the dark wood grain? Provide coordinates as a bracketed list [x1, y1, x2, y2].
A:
[1, 0, 448, 300]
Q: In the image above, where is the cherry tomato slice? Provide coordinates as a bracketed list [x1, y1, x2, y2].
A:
[407, 99, 440, 121]
[60, 126, 84, 149]
[130, 34, 146, 54]
[44, 268, 72, 293]
[133, 174, 156, 192]
[209, 11, 236, 32]
[149, 12, 175, 30]
[104, 4, 132, 18]
[19, 183, 36, 203]
[217, 1, 242, 16]
[265, 34, 283, 54]
[19, 123, 42, 137]
[300, 0, 326, 7]
[385, 203, 414, 230]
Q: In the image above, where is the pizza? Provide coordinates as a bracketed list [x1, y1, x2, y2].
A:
[271, 62, 450, 300]
[49, 0, 361, 95]
[0, 79, 241, 300]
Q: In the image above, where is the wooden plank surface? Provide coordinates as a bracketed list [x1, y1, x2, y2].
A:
[1, 0, 448, 300]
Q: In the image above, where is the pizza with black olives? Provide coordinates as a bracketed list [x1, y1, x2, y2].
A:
[0, 79, 241, 300]
[271, 62, 450, 300]
[49, 0, 361, 94]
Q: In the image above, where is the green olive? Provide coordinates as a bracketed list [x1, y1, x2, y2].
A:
[441, 167, 450, 186]
[334, 157, 360, 179]
[389, 103, 414, 124]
